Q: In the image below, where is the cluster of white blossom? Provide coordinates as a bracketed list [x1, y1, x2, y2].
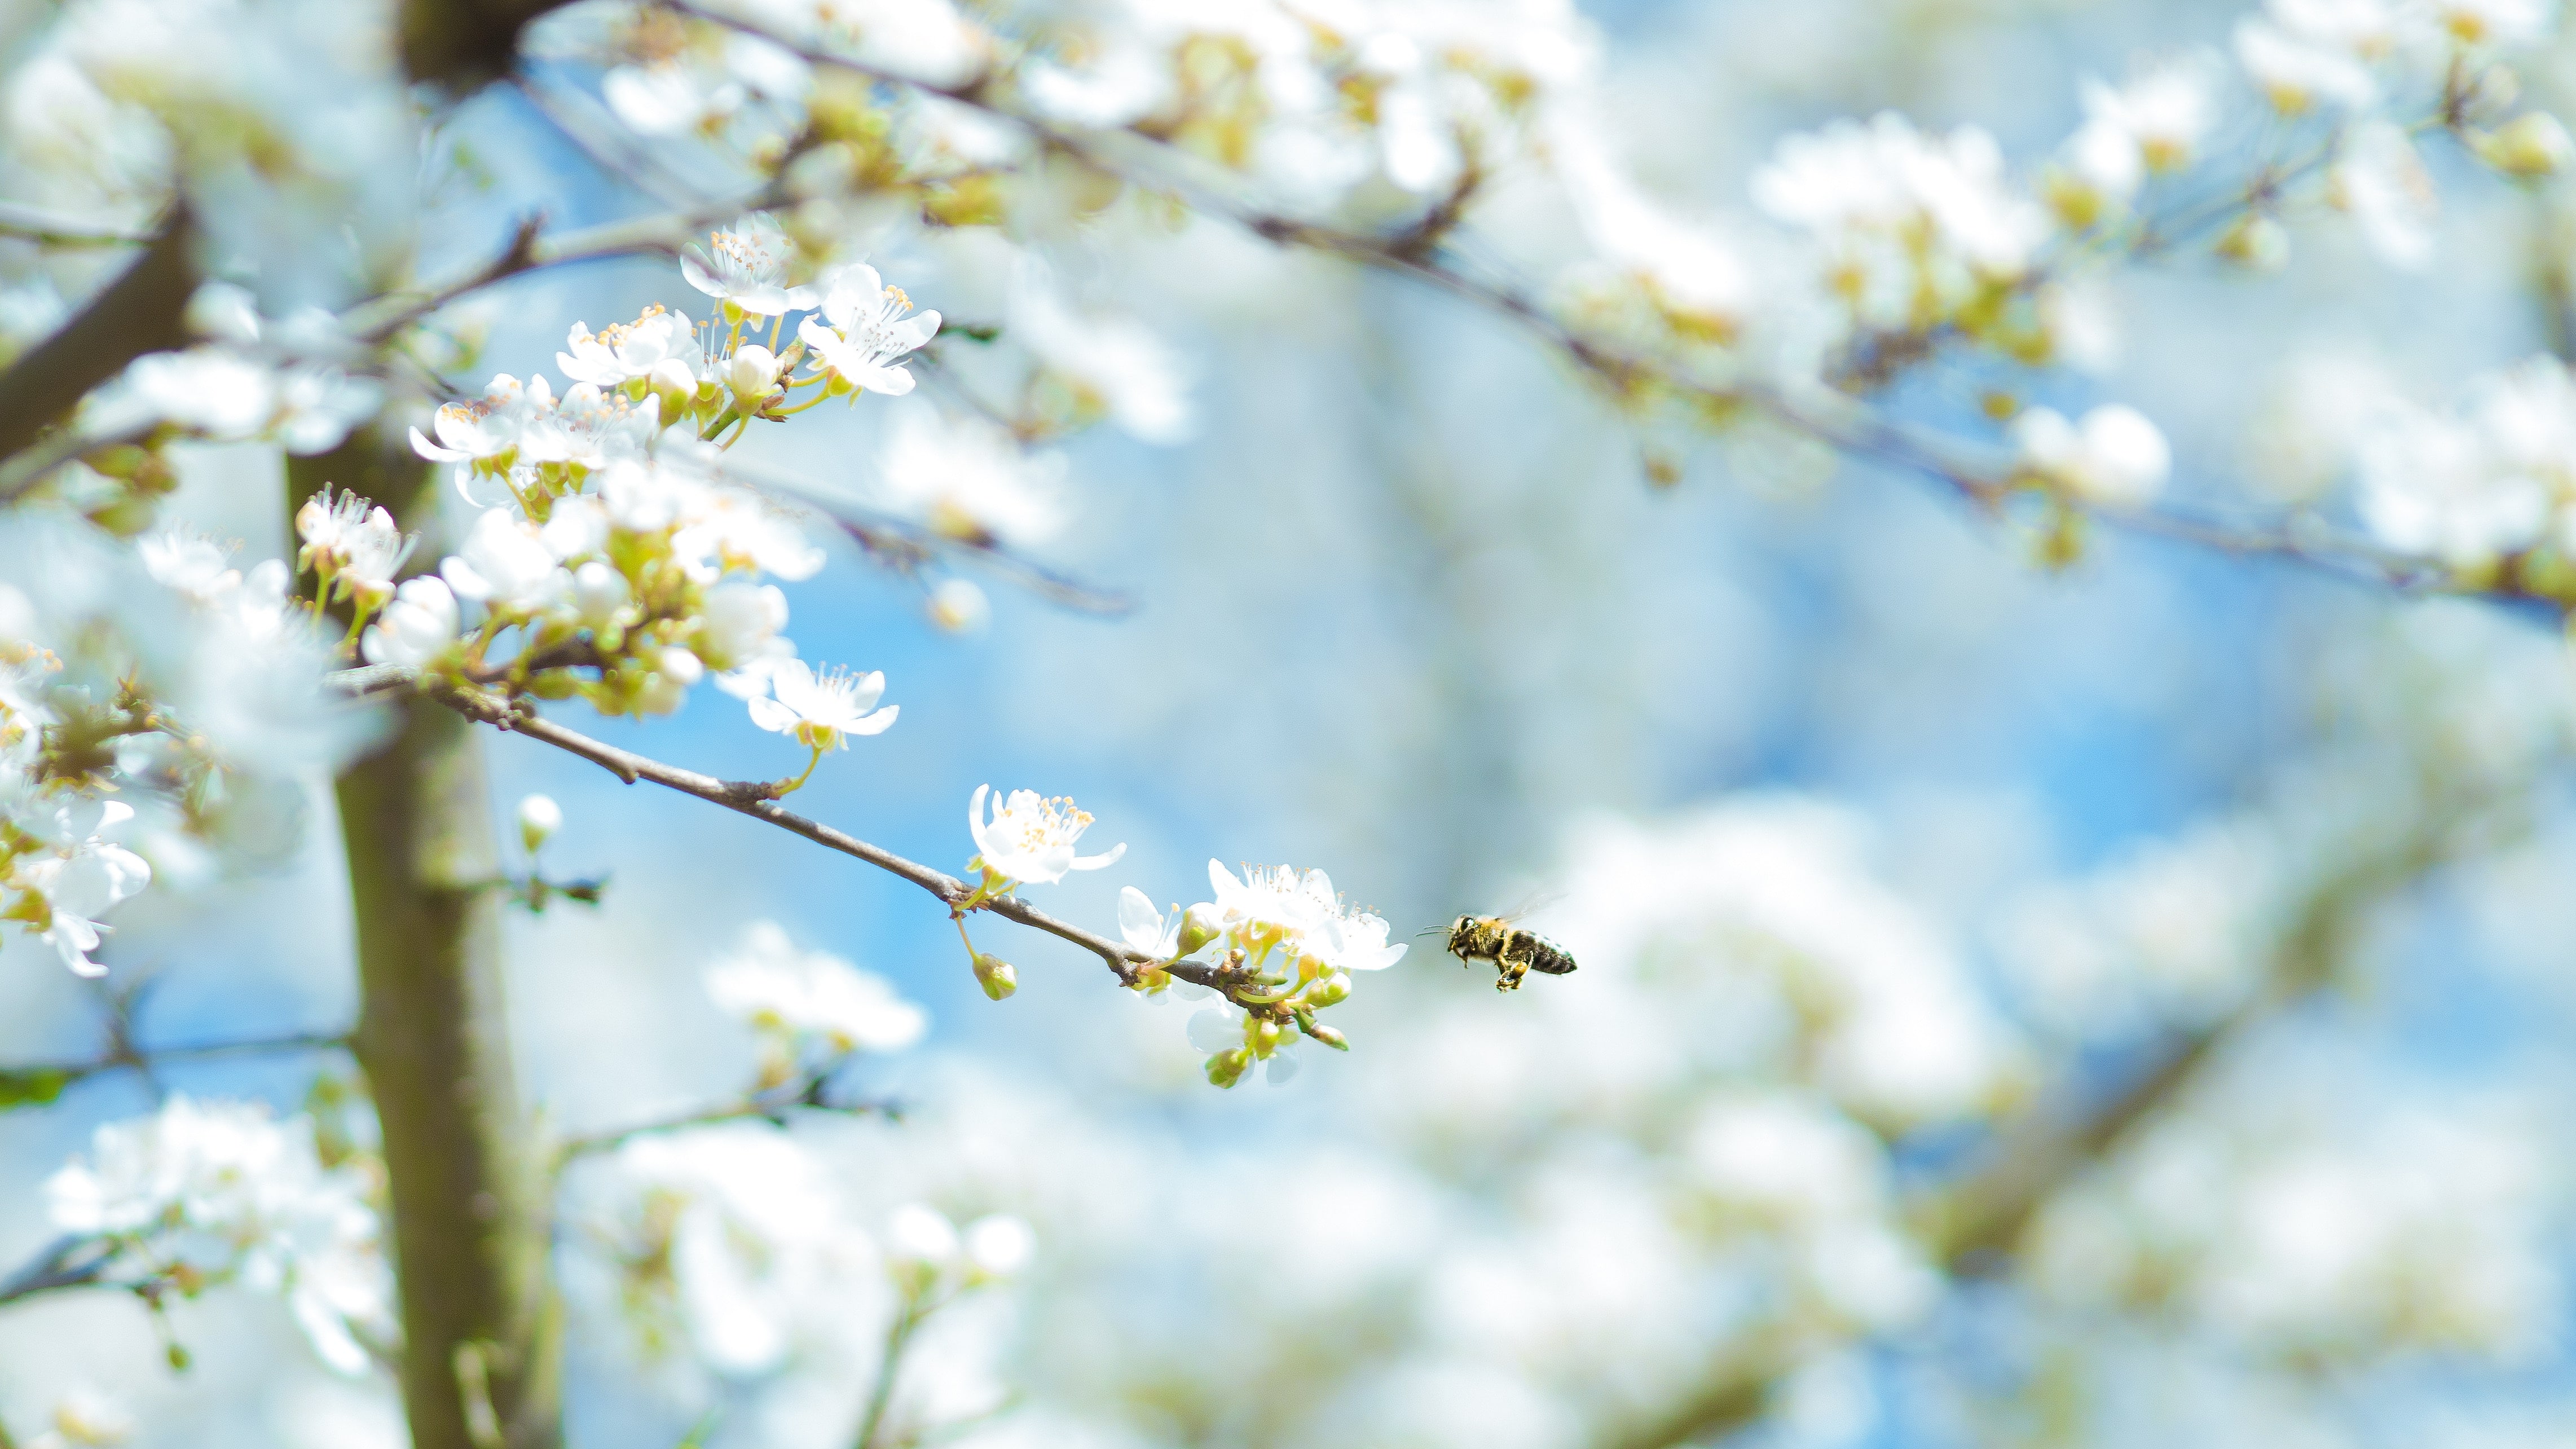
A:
[0, 514, 368, 977]
[1121, 860, 1408, 1087]
[373, 213, 939, 770]
[706, 920, 928, 1087]
[43, 1096, 393, 1375]
[2032, 1078, 2557, 1366]
[559, 1118, 1033, 1442]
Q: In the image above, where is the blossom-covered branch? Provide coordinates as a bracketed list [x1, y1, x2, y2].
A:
[396, 673, 1176, 981]
[667, 0, 2575, 614]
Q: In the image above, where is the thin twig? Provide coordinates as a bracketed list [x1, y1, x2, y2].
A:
[555, 1073, 899, 1162]
[340, 202, 748, 343]
[399, 676, 1197, 986]
[0, 1236, 116, 1310]
[3, 1028, 350, 1088]
[661, 0, 2516, 610]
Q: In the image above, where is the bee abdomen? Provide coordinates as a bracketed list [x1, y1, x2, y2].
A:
[1522, 935, 1578, 975]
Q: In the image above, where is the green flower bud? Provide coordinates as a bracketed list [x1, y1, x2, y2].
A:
[974, 952, 1018, 1001]
[1307, 1023, 1350, 1051]
[1301, 971, 1353, 1009]
[1177, 906, 1223, 957]
[1204, 1048, 1250, 1089]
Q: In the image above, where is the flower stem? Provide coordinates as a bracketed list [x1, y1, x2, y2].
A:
[774, 745, 825, 795]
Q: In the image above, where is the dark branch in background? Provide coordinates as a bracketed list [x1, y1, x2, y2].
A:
[660, 0, 2528, 614]
[717, 455, 1133, 615]
[0, 213, 193, 466]
[1923, 813, 2466, 1274]
[341, 204, 747, 343]
[554, 1068, 901, 1163]
[1600, 794, 2494, 1449]
[0, 1030, 351, 1109]
[0, 1236, 118, 1311]
[398, 0, 579, 91]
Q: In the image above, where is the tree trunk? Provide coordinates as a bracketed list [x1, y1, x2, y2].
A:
[288, 435, 561, 1449]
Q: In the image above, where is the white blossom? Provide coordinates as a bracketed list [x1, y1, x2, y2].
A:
[745, 659, 899, 750]
[11, 797, 152, 976]
[2334, 121, 2438, 269]
[517, 793, 561, 853]
[409, 374, 534, 468]
[359, 575, 460, 667]
[967, 786, 1125, 886]
[2355, 356, 2571, 566]
[2013, 403, 2172, 507]
[295, 486, 412, 602]
[706, 920, 929, 1058]
[45, 1097, 391, 1375]
[557, 307, 697, 389]
[2067, 55, 2221, 202]
[799, 262, 940, 396]
[875, 408, 1065, 549]
[680, 212, 817, 316]
[441, 507, 570, 616]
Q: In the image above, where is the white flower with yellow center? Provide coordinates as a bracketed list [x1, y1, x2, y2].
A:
[681, 212, 818, 317]
[746, 659, 898, 755]
[967, 785, 1125, 887]
[798, 262, 940, 396]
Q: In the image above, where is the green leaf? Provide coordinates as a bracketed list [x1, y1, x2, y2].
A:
[0, 1065, 69, 1111]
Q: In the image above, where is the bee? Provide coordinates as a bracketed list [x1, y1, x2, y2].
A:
[1444, 913, 1577, 992]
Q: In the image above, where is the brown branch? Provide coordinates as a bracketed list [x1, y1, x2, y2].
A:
[553, 1070, 899, 1162]
[1600, 781, 2499, 1449]
[416, 679, 1175, 984]
[3, 1029, 351, 1096]
[340, 201, 753, 344]
[0, 213, 193, 466]
[658, 0, 2523, 610]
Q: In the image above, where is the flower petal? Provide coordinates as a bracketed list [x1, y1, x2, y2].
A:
[1117, 886, 1162, 954]
[680, 246, 725, 298]
[1069, 842, 1127, 871]
[746, 696, 799, 733]
[847, 705, 899, 736]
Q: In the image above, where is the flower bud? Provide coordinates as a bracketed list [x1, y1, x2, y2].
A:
[517, 794, 562, 854]
[886, 1203, 959, 1291]
[1177, 906, 1223, 958]
[1307, 1022, 1350, 1051]
[572, 561, 630, 629]
[1302, 970, 1353, 1008]
[2476, 112, 2575, 180]
[962, 1213, 1035, 1283]
[974, 952, 1018, 1000]
[1204, 1047, 1250, 1089]
[927, 578, 989, 633]
[727, 345, 781, 404]
[2214, 214, 2290, 272]
[648, 358, 698, 417]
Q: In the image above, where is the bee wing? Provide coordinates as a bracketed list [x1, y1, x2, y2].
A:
[1494, 888, 1566, 926]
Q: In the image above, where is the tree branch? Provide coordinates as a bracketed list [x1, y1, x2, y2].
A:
[0, 1236, 116, 1311]
[0, 213, 193, 466]
[341, 204, 748, 344]
[1, 1029, 350, 1100]
[660, 0, 2523, 611]
[414, 678, 1172, 984]
[553, 1069, 899, 1163]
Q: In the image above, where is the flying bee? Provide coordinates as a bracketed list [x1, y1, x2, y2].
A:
[1443, 913, 1577, 992]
